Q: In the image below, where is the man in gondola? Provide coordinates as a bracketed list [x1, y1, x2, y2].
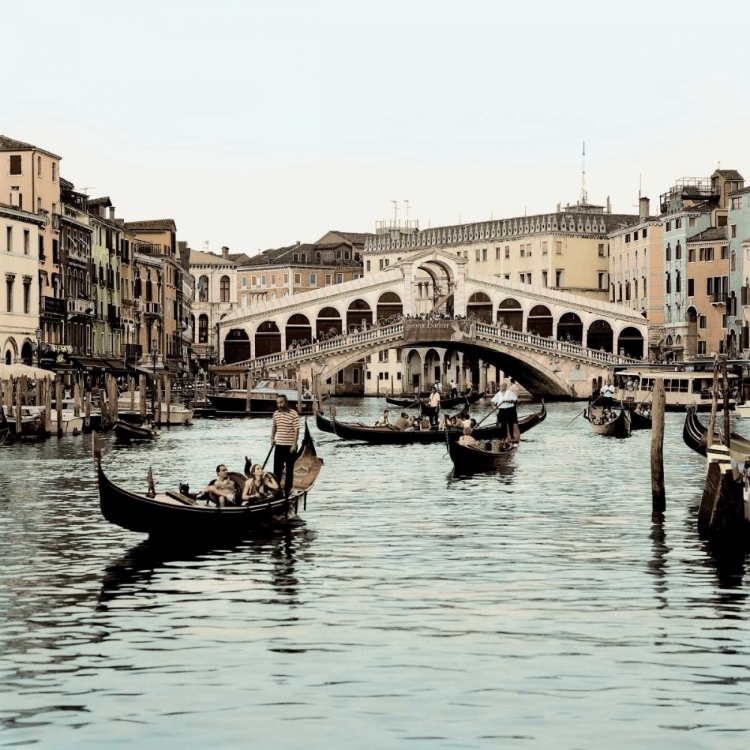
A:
[205, 464, 239, 507]
[271, 394, 299, 499]
[600, 379, 616, 409]
[394, 412, 411, 430]
[491, 381, 518, 441]
[449, 379, 458, 399]
[458, 426, 478, 447]
[428, 385, 441, 428]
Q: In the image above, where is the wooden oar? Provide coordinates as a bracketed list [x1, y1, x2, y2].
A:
[261, 444, 274, 470]
[564, 393, 602, 428]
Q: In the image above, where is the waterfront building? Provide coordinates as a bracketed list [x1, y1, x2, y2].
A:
[607, 197, 663, 325]
[125, 219, 190, 373]
[685, 226, 729, 357]
[58, 181, 94, 360]
[190, 245, 248, 366]
[0, 202, 44, 364]
[0, 135, 63, 347]
[653, 170, 738, 359]
[727, 182, 750, 355]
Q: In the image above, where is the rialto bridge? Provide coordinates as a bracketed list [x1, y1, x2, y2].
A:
[217, 248, 648, 399]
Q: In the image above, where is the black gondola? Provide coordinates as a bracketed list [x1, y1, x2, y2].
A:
[447, 435, 517, 474]
[95, 423, 323, 540]
[682, 404, 750, 459]
[385, 390, 482, 410]
[114, 420, 160, 443]
[584, 404, 631, 438]
[0, 403, 9, 446]
[315, 402, 470, 433]
[327, 402, 546, 445]
[628, 406, 652, 430]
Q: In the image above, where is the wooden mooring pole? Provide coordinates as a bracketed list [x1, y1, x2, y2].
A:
[651, 377, 666, 516]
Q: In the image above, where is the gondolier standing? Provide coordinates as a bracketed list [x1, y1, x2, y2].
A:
[271, 394, 299, 498]
[491, 381, 518, 441]
[428, 385, 441, 428]
[600, 379, 616, 409]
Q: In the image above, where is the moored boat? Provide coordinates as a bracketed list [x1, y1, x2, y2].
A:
[114, 420, 160, 443]
[95, 423, 323, 540]
[207, 379, 316, 416]
[447, 436, 517, 474]
[682, 404, 750, 460]
[385, 390, 481, 410]
[585, 404, 631, 437]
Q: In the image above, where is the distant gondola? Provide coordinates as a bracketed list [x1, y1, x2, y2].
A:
[327, 402, 546, 445]
[95, 423, 323, 540]
[315, 402, 470, 433]
[447, 436, 517, 474]
[114, 420, 160, 443]
[585, 404, 631, 438]
[682, 404, 750, 459]
[385, 390, 482, 410]
[628, 405, 652, 430]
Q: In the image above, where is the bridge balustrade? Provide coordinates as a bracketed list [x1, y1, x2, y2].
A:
[234, 321, 639, 371]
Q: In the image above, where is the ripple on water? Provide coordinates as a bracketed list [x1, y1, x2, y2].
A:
[0, 399, 749, 749]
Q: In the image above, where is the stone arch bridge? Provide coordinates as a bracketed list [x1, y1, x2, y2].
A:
[218, 248, 647, 398]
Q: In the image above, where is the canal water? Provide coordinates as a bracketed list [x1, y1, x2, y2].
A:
[0, 399, 748, 749]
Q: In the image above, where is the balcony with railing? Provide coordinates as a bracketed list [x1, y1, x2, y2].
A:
[107, 304, 122, 329]
[62, 204, 91, 227]
[124, 343, 143, 362]
[41, 296, 66, 317]
[144, 302, 162, 317]
[67, 298, 94, 317]
[711, 291, 727, 305]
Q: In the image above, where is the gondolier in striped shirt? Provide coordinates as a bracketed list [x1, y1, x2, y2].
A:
[271, 394, 300, 499]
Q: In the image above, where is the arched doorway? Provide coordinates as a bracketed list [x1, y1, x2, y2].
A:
[347, 299, 372, 332]
[316, 306, 342, 340]
[619, 327, 644, 359]
[685, 305, 698, 359]
[21, 341, 33, 365]
[497, 298, 523, 330]
[526, 304, 552, 337]
[255, 321, 281, 357]
[557, 313, 583, 344]
[376, 292, 402, 323]
[587, 320, 613, 352]
[467, 292, 493, 323]
[224, 329, 251, 364]
[407, 349, 422, 392]
[285, 313, 312, 348]
[424, 348, 442, 387]
[4, 350, 11, 365]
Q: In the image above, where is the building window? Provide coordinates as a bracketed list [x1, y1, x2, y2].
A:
[219, 275, 230, 301]
[598, 272, 606, 289]
[688, 278, 695, 296]
[475, 248, 481, 262]
[675, 242, 681, 260]
[495, 247, 501, 259]
[6, 226, 12, 252]
[625, 234, 631, 244]
[337, 370, 344, 385]
[23, 230, 29, 255]
[198, 275, 209, 301]
[700, 247, 714, 262]
[598, 243, 605, 257]
[675, 218, 681, 229]
[293, 273, 301, 286]
[666, 273, 671, 294]
[665, 243, 671, 261]
[555, 241, 562, 255]
[731, 251, 737, 271]
[23, 280, 30, 314]
[292, 253, 299, 262]
[675, 271, 681, 293]
[198, 314, 208, 343]
[378, 350, 388, 363]
[542, 241, 548, 255]
[542, 271, 548, 288]
[721, 245, 729, 260]
[555, 269, 563, 286]
[325, 274, 332, 285]
[688, 247, 695, 262]
[504, 246, 510, 259]
[699, 315, 707, 330]
[731, 224, 737, 238]
[665, 221, 671, 232]
[336, 273, 343, 284]
[5, 275, 14, 312]
[9, 155, 21, 175]
[482, 248, 487, 261]
[309, 273, 317, 286]
[241, 276, 247, 288]
[366, 260, 371, 272]
[698, 340, 706, 354]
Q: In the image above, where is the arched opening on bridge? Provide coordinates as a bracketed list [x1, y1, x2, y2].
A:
[376, 292, 402, 323]
[497, 298, 523, 331]
[417, 259, 454, 314]
[316, 306, 342, 340]
[526, 304, 552, 338]
[467, 292, 493, 323]
[557, 312, 583, 344]
[424, 348, 442, 387]
[407, 349, 422, 392]
[618, 326, 644, 359]
[255, 321, 281, 357]
[347, 299, 372, 332]
[285, 313, 312, 348]
[587, 320, 613, 352]
[20, 340, 33, 365]
[224, 329, 251, 364]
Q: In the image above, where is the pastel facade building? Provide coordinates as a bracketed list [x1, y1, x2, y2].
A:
[0, 203, 44, 364]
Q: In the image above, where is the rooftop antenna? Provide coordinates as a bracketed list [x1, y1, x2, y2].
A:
[581, 141, 587, 204]
[78, 186, 96, 195]
[404, 199, 410, 226]
[391, 200, 398, 227]
[491, 210, 494, 221]
[203, 240, 210, 253]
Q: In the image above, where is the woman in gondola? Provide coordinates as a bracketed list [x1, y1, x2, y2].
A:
[241, 464, 280, 503]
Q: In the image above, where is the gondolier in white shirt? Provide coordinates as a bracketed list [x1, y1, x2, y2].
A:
[491, 381, 518, 441]
[600, 379, 616, 409]
[271, 394, 299, 499]
[428, 385, 441, 428]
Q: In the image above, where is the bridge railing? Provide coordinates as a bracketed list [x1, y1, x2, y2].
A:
[233, 320, 640, 370]
[474, 323, 640, 365]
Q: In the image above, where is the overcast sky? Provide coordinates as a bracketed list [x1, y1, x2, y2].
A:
[4, 0, 750, 254]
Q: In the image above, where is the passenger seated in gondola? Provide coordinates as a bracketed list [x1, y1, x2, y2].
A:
[458, 426, 478, 447]
[241, 463, 280, 503]
[375, 409, 390, 426]
[640, 405, 651, 419]
[205, 464, 239, 507]
[394, 412, 411, 430]
[419, 416, 431, 431]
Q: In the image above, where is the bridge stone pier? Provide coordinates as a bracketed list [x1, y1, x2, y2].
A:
[218, 248, 648, 399]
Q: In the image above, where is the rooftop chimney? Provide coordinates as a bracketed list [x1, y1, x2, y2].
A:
[109, 206, 116, 221]
[221, 246, 229, 259]
[639, 196, 650, 221]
